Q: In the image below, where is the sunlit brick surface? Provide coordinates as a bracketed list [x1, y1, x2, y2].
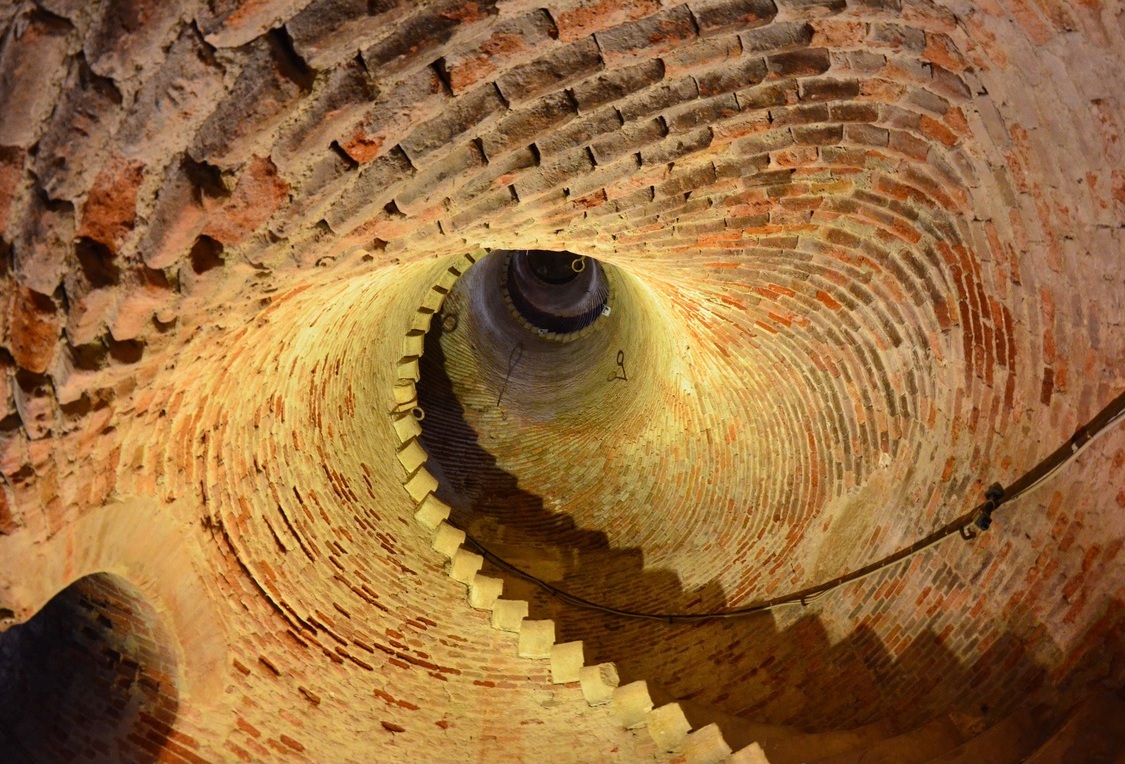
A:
[0, 1, 1123, 761]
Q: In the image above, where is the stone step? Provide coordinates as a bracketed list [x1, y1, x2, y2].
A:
[808, 714, 968, 764]
[1022, 688, 1125, 764]
[925, 707, 1039, 764]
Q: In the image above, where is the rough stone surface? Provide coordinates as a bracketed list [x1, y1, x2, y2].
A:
[0, 2, 1122, 764]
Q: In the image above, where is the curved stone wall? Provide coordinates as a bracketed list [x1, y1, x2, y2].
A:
[0, 0, 1122, 761]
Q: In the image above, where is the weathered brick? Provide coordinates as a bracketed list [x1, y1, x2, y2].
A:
[737, 80, 798, 110]
[617, 76, 698, 122]
[552, 0, 660, 43]
[666, 93, 740, 133]
[740, 20, 813, 54]
[76, 157, 145, 256]
[63, 240, 120, 345]
[662, 35, 741, 77]
[338, 67, 446, 164]
[395, 142, 486, 214]
[829, 101, 879, 123]
[202, 156, 289, 245]
[457, 146, 537, 205]
[696, 57, 769, 98]
[0, 10, 73, 149]
[594, 6, 697, 64]
[84, 0, 185, 80]
[34, 61, 123, 202]
[361, 0, 499, 79]
[641, 126, 714, 166]
[774, 0, 845, 17]
[197, 0, 315, 49]
[690, 0, 777, 37]
[867, 22, 926, 55]
[273, 55, 375, 168]
[0, 147, 26, 236]
[591, 118, 666, 164]
[792, 123, 841, 145]
[14, 196, 74, 297]
[287, 0, 413, 70]
[535, 107, 622, 156]
[495, 38, 602, 107]
[570, 58, 664, 114]
[798, 77, 860, 102]
[140, 156, 226, 270]
[766, 48, 831, 77]
[448, 185, 516, 231]
[324, 149, 414, 233]
[9, 287, 61, 374]
[13, 370, 58, 440]
[399, 85, 506, 164]
[443, 9, 558, 95]
[191, 32, 313, 168]
[481, 91, 577, 159]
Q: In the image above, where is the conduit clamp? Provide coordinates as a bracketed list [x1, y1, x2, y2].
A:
[962, 482, 1004, 539]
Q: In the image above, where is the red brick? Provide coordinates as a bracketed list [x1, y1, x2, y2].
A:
[77, 157, 146, 253]
[203, 156, 289, 246]
[9, 287, 60, 374]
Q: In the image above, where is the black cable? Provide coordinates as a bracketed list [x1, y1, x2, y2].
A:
[462, 387, 1125, 623]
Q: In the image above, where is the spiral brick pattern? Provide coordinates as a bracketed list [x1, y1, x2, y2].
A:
[0, 0, 1122, 762]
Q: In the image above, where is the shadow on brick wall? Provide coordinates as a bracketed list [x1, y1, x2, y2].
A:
[417, 309, 1125, 742]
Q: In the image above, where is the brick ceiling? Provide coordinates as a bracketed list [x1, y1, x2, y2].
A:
[0, 1, 1123, 762]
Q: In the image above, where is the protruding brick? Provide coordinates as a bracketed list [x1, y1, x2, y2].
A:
[468, 574, 503, 609]
[490, 599, 528, 632]
[9, 288, 60, 375]
[14, 197, 74, 296]
[647, 703, 692, 751]
[579, 662, 620, 706]
[449, 548, 483, 584]
[77, 157, 145, 253]
[612, 681, 654, 728]
[431, 521, 465, 559]
[0, 11, 72, 148]
[414, 493, 451, 530]
[396, 438, 428, 474]
[116, 24, 228, 160]
[403, 467, 438, 502]
[550, 641, 583, 684]
[684, 724, 733, 763]
[202, 156, 289, 246]
[191, 34, 313, 168]
[517, 619, 554, 659]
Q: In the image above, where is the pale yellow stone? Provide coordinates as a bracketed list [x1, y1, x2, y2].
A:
[647, 703, 692, 751]
[580, 662, 620, 706]
[550, 641, 584, 684]
[468, 574, 503, 609]
[613, 681, 653, 729]
[491, 599, 528, 632]
[431, 521, 464, 559]
[450, 548, 483, 584]
[396, 438, 427, 474]
[684, 723, 733, 763]
[404, 467, 438, 502]
[414, 493, 450, 530]
[517, 618, 555, 658]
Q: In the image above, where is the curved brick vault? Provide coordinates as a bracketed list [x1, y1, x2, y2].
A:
[0, 0, 1123, 762]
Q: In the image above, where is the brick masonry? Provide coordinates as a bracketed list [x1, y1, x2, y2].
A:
[0, 0, 1122, 762]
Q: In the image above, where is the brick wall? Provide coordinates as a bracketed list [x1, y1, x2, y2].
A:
[0, 0, 1122, 761]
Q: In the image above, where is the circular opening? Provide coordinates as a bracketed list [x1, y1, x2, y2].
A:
[504, 249, 609, 335]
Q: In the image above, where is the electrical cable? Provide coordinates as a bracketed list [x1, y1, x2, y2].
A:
[460, 387, 1125, 623]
